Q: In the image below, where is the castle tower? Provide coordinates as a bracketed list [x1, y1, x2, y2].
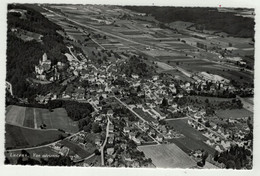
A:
[42, 53, 47, 62]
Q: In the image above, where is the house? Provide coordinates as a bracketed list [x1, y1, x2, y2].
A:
[215, 145, 224, 153]
[107, 147, 114, 155]
[123, 127, 131, 133]
[107, 109, 114, 117]
[159, 125, 167, 134]
[109, 124, 114, 133]
[107, 155, 114, 164]
[152, 121, 159, 127]
[221, 140, 231, 150]
[132, 137, 141, 145]
[142, 105, 150, 112]
[149, 129, 156, 136]
[143, 124, 150, 131]
[193, 150, 203, 158]
[59, 146, 69, 156]
[194, 113, 202, 120]
[197, 125, 205, 131]
[95, 136, 102, 146]
[124, 153, 133, 162]
[205, 139, 215, 146]
[152, 75, 159, 81]
[203, 131, 213, 138]
[131, 74, 139, 79]
[129, 132, 136, 140]
[108, 134, 114, 144]
[212, 135, 220, 143]
[121, 143, 127, 150]
[156, 134, 163, 142]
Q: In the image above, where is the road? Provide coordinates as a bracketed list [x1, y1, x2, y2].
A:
[33, 109, 37, 129]
[6, 81, 13, 96]
[113, 96, 146, 122]
[113, 96, 163, 143]
[67, 46, 80, 62]
[100, 116, 111, 166]
[165, 117, 189, 121]
[74, 153, 95, 163]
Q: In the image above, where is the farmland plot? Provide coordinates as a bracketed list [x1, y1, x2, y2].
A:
[6, 105, 26, 126]
[138, 144, 196, 168]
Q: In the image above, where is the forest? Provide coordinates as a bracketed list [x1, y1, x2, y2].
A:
[7, 4, 69, 98]
[119, 55, 153, 78]
[124, 6, 255, 38]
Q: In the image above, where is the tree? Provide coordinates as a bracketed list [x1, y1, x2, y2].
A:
[94, 149, 101, 155]
[205, 120, 211, 127]
[226, 160, 236, 169]
[161, 97, 168, 107]
[83, 125, 91, 132]
[92, 123, 101, 133]
[137, 85, 141, 92]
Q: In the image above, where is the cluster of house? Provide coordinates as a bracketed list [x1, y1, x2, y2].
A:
[123, 121, 154, 145]
[49, 142, 83, 161]
[187, 106, 252, 153]
[103, 110, 149, 167]
[122, 75, 180, 120]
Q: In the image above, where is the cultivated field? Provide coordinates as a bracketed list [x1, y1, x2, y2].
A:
[34, 108, 79, 133]
[5, 105, 26, 127]
[5, 124, 68, 149]
[138, 144, 196, 168]
[6, 105, 79, 133]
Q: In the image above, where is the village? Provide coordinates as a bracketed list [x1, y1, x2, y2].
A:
[29, 39, 253, 168]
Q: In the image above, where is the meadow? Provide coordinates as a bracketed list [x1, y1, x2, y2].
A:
[5, 124, 67, 149]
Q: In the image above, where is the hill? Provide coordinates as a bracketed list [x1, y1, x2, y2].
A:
[124, 6, 255, 38]
[7, 4, 69, 98]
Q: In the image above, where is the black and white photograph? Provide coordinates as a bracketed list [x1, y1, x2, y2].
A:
[2, 0, 258, 173]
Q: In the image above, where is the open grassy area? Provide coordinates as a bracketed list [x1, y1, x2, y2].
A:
[5, 124, 67, 149]
[138, 144, 196, 168]
[166, 119, 216, 155]
[215, 108, 253, 119]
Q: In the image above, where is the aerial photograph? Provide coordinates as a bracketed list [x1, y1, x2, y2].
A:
[5, 3, 254, 169]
